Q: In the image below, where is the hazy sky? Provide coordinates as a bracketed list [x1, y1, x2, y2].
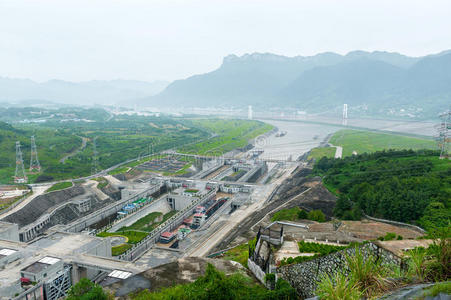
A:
[1, 0, 451, 82]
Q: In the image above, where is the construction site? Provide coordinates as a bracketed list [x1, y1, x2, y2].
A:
[0, 115, 446, 300]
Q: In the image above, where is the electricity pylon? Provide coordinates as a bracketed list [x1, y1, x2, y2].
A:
[437, 109, 450, 159]
[29, 135, 41, 172]
[14, 141, 27, 183]
[91, 137, 99, 175]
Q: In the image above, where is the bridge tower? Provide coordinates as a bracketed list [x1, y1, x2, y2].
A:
[14, 141, 27, 183]
[29, 135, 41, 172]
[342, 104, 348, 126]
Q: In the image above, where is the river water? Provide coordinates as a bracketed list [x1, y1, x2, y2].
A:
[255, 117, 436, 161]
[255, 120, 339, 160]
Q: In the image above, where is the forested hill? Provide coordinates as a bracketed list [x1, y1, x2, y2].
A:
[313, 150, 451, 231]
[148, 50, 451, 118]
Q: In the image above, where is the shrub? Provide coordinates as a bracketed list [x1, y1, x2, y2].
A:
[271, 207, 305, 222]
[67, 278, 111, 300]
[298, 241, 347, 255]
[308, 210, 326, 222]
[298, 209, 308, 219]
[131, 264, 297, 300]
[264, 273, 275, 284]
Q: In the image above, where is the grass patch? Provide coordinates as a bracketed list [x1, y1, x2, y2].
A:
[46, 181, 73, 192]
[271, 207, 326, 222]
[108, 166, 130, 175]
[279, 241, 348, 267]
[298, 241, 347, 255]
[423, 281, 451, 297]
[271, 207, 307, 222]
[111, 244, 132, 256]
[92, 177, 108, 189]
[329, 129, 436, 157]
[308, 147, 336, 160]
[120, 212, 163, 232]
[97, 230, 148, 244]
[222, 243, 250, 268]
[141, 210, 178, 232]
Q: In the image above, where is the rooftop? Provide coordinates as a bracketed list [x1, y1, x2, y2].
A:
[21, 257, 60, 274]
[161, 232, 174, 238]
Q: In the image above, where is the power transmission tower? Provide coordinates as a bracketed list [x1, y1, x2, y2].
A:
[14, 141, 27, 183]
[342, 104, 348, 126]
[29, 135, 41, 172]
[437, 108, 450, 159]
[91, 137, 99, 175]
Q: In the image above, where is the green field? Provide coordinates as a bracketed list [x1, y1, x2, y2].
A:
[329, 129, 436, 157]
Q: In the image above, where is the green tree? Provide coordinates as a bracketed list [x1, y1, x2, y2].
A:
[333, 195, 352, 218]
[66, 278, 111, 300]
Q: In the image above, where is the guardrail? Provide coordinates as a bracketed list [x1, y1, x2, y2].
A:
[364, 214, 426, 234]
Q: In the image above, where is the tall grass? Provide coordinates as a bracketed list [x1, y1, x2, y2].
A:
[406, 247, 427, 281]
[345, 248, 391, 297]
[316, 272, 362, 300]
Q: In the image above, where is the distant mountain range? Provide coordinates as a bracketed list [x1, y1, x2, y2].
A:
[147, 50, 451, 118]
[0, 78, 169, 106]
[1, 50, 450, 119]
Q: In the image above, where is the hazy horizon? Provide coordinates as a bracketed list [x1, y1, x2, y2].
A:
[1, 0, 451, 82]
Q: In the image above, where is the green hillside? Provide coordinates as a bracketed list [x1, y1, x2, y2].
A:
[0, 112, 273, 184]
[314, 149, 451, 231]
